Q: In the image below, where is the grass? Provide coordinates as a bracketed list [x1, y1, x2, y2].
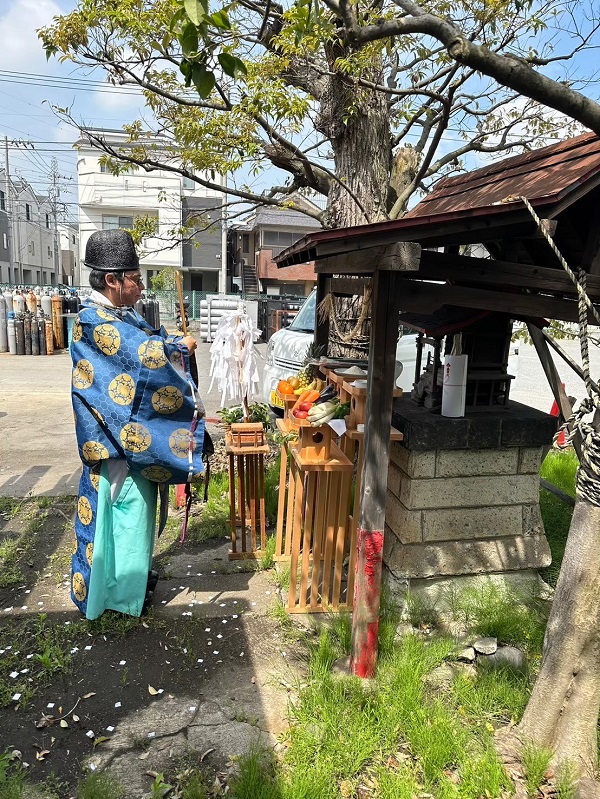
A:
[539, 448, 578, 587]
[522, 742, 553, 798]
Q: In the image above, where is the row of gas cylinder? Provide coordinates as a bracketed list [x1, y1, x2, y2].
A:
[0, 289, 70, 356]
[0, 287, 162, 355]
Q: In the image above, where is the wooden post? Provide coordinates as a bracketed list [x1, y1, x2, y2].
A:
[527, 323, 581, 458]
[350, 268, 402, 678]
[315, 273, 330, 354]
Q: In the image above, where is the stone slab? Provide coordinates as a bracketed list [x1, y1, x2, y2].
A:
[518, 447, 545, 474]
[391, 397, 556, 451]
[385, 493, 422, 543]
[400, 473, 539, 510]
[389, 443, 436, 478]
[420, 504, 524, 542]
[384, 533, 552, 579]
[435, 448, 518, 478]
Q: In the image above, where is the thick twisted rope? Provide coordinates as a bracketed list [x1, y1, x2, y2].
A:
[515, 196, 600, 505]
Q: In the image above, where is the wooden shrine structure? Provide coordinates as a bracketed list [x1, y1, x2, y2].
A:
[275, 132, 600, 677]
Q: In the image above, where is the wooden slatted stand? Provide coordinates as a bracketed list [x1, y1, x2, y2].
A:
[226, 422, 270, 560]
[275, 415, 354, 613]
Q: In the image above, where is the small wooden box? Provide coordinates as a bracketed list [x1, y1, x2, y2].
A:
[293, 419, 333, 460]
[230, 422, 266, 449]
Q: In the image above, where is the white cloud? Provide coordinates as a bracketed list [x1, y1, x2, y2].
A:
[0, 0, 64, 74]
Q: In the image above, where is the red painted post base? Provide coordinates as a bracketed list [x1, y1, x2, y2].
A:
[175, 483, 187, 509]
[350, 528, 384, 678]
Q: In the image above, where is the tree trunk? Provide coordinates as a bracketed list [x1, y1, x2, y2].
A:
[519, 498, 600, 782]
[317, 56, 391, 228]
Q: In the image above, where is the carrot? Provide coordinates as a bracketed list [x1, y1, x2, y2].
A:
[304, 389, 321, 404]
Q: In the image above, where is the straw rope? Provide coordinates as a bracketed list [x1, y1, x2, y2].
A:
[515, 196, 600, 505]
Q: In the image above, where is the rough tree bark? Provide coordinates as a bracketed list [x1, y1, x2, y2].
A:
[316, 49, 391, 228]
[518, 498, 600, 791]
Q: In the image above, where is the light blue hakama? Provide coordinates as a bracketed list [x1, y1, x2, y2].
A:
[85, 461, 157, 620]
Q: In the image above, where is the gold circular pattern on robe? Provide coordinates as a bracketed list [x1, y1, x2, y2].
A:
[89, 464, 101, 491]
[71, 317, 82, 343]
[86, 542, 94, 567]
[72, 538, 78, 555]
[72, 359, 94, 390]
[93, 323, 121, 356]
[141, 465, 173, 483]
[170, 350, 183, 367]
[169, 427, 195, 459]
[138, 339, 167, 369]
[82, 440, 109, 463]
[77, 496, 93, 526]
[152, 386, 184, 414]
[120, 423, 152, 453]
[108, 373, 135, 406]
[96, 308, 118, 322]
[72, 572, 87, 602]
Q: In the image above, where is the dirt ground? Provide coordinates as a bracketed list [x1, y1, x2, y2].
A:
[0, 494, 305, 798]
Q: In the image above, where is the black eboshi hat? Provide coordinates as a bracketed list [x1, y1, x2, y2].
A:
[83, 229, 140, 273]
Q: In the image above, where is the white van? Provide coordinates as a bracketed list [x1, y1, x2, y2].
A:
[263, 290, 423, 410]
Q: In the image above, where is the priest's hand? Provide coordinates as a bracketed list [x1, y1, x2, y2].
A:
[180, 335, 197, 355]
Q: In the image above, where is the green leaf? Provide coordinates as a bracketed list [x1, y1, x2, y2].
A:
[180, 22, 198, 57]
[209, 9, 231, 29]
[191, 64, 216, 98]
[179, 59, 193, 86]
[183, 0, 207, 26]
[218, 52, 247, 78]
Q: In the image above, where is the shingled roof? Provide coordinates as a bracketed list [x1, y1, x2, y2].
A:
[405, 131, 600, 220]
[276, 132, 600, 266]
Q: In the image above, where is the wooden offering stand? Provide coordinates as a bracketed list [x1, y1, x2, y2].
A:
[226, 422, 270, 560]
[275, 412, 354, 614]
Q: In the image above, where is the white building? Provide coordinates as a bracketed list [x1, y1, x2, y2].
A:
[76, 130, 226, 291]
[0, 170, 58, 286]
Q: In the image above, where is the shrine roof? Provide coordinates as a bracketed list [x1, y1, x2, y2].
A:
[276, 132, 600, 266]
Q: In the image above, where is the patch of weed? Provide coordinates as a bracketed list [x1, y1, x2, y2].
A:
[522, 741, 553, 798]
[258, 534, 276, 571]
[77, 771, 125, 799]
[450, 662, 530, 723]
[229, 748, 281, 799]
[451, 583, 548, 653]
[0, 613, 87, 708]
[0, 751, 24, 799]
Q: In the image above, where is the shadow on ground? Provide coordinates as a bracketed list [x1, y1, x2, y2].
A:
[0, 496, 304, 798]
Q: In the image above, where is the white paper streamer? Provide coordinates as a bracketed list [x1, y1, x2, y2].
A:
[208, 309, 262, 407]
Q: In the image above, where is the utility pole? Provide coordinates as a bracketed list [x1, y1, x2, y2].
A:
[49, 158, 61, 284]
[3, 136, 15, 282]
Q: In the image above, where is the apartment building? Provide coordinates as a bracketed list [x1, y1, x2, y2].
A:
[76, 130, 226, 291]
[0, 170, 58, 286]
[228, 194, 321, 297]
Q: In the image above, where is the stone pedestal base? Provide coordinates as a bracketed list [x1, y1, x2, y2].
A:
[384, 399, 556, 600]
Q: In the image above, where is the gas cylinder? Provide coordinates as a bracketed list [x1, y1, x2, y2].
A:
[0, 293, 7, 353]
[38, 317, 46, 355]
[45, 318, 54, 355]
[7, 312, 16, 355]
[26, 289, 36, 314]
[14, 315, 25, 355]
[41, 292, 52, 317]
[30, 314, 40, 355]
[34, 286, 42, 313]
[23, 314, 32, 355]
[13, 288, 24, 313]
[51, 293, 64, 349]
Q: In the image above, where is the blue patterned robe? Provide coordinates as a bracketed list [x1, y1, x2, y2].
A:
[70, 297, 205, 616]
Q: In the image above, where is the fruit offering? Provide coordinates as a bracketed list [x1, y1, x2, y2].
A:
[277, 379, 295, 395]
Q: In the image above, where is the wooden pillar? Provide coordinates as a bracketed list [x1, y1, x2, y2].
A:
[350, 268, 402, 678]
[315, 273, 330, 354]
